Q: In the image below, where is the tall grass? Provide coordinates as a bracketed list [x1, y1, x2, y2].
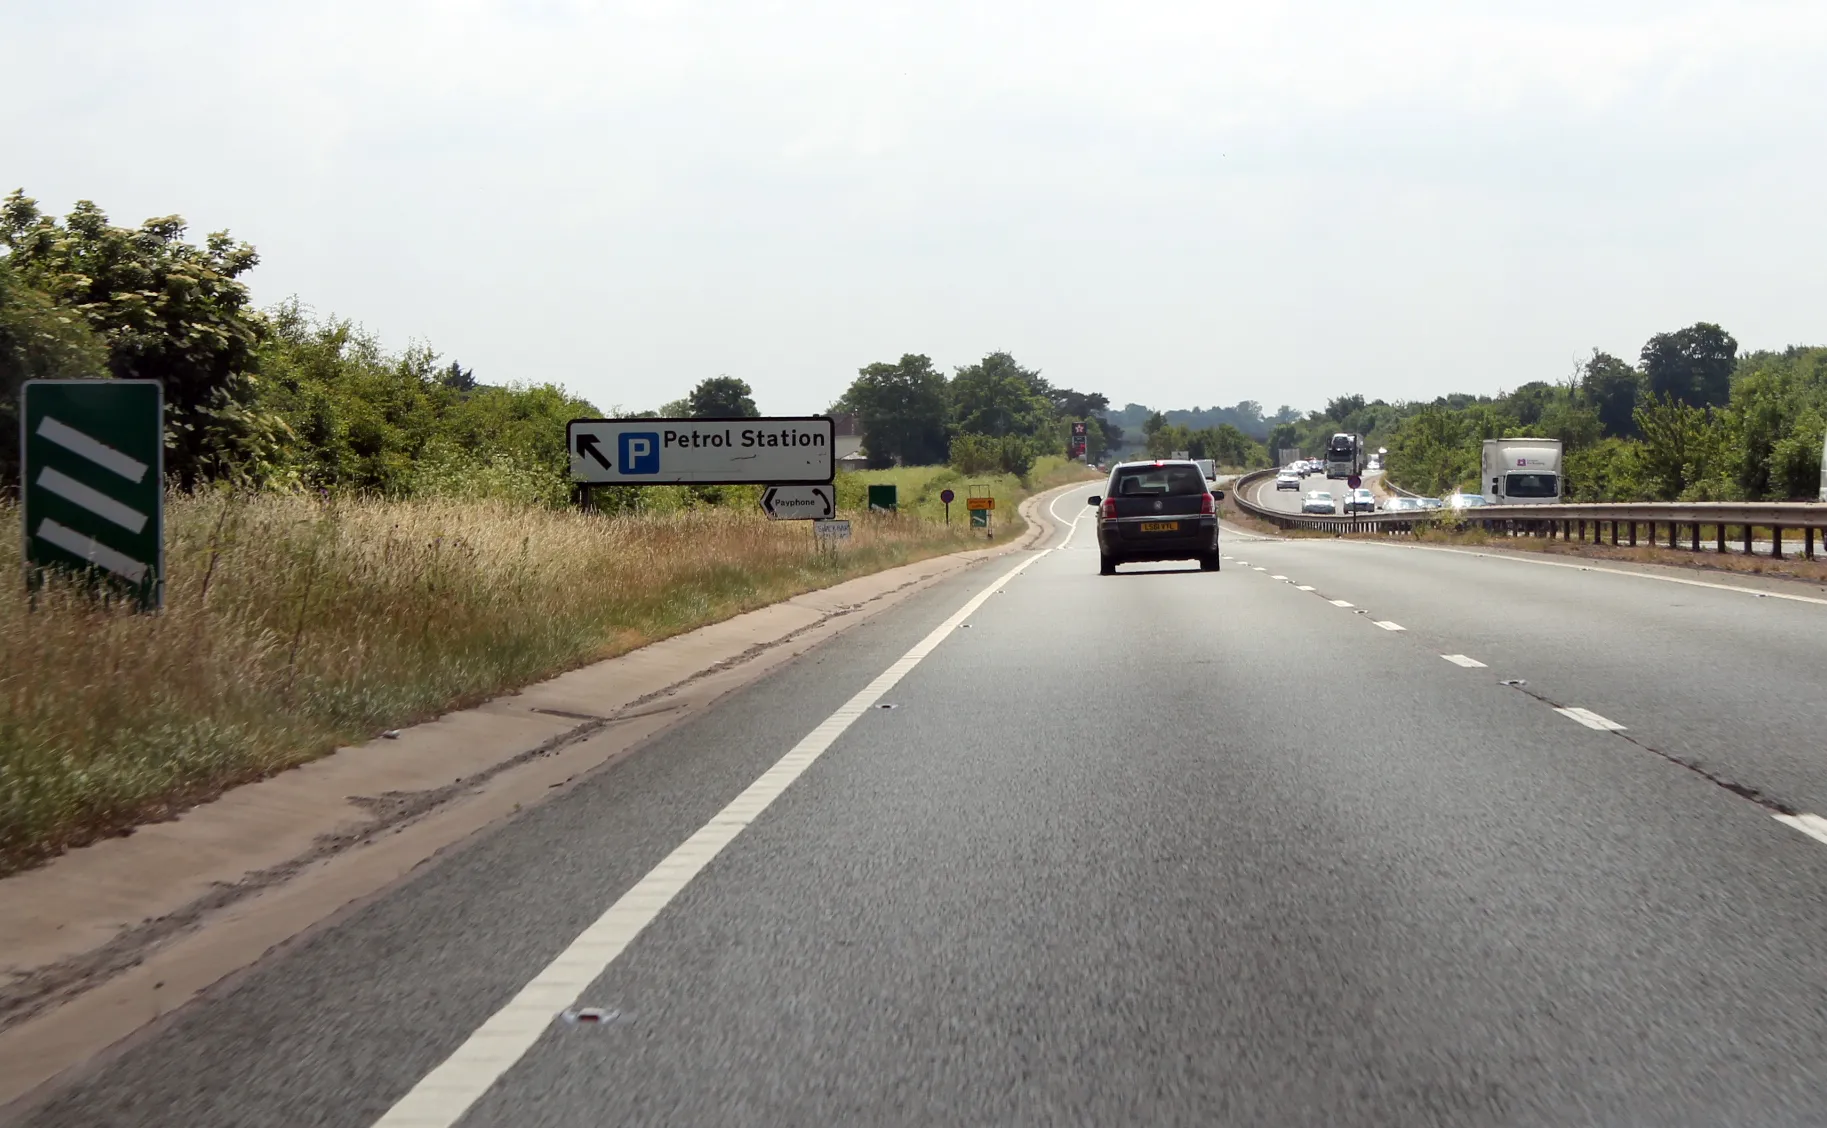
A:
[0, 489, 994, 874]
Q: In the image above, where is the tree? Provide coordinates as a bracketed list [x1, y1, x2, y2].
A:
[1505, 381, 1558, 428]
[838, 354, 950, 467]
[949, 352, 1053, 439]
[1325, 394, 1367, 421]
[1641, 323, 1737, 408]
[1581, 350, 1642, 438]
[439, 360, 476, 393]
[1633, 393, 1714, 500]
[685, 375, 759, 418]
[0, 255, 111, 489]
[3, 191, 285, 488]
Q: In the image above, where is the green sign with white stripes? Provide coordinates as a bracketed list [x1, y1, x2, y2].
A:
[20, 380, 164, 611]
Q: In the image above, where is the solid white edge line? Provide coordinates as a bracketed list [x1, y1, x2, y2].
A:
[1047, 489, 1086, 550]
[1441, 654, 1487, 668]
[1774, 813, 1827, 846]
[36, 416, 149, 482]
[370, 547, 1054, 1128]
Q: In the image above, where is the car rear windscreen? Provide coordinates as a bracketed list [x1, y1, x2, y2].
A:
[1113, 466, 1207, 496]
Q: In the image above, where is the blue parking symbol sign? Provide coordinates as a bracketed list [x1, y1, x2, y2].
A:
[619, 432, 661, 474]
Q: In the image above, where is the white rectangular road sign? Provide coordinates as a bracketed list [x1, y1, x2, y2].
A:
[760, 484, 835, 520]
[567, 416, 834, 485]
[813, 519, 851, 542]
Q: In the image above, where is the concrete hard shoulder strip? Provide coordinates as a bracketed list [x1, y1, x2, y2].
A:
[0, 480, 1080, 1112]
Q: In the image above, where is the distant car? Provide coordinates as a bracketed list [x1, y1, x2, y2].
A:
[1088, 460, 1223, 575]
[1275, 471, 1301, 491]
[1380, 496, 1421, 513]
[1194, 458, 1217, 481]
[1343, 488, 1376, 514]
[1446, 493, 1489, 510]
[1415, 496, 1445, 510]
[1301, 490, 1338, 515]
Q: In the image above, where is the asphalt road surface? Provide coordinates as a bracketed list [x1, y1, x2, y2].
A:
[16, 491, 1827, 1127]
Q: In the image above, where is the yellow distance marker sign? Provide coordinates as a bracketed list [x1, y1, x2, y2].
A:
[965, 497, 995, 511]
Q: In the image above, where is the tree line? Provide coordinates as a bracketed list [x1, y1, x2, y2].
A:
[1, 191, 1134, 508]
[1256, 324, 1825, 502]
[829, 353, 1120, 476]
[0, 191, 607, 507]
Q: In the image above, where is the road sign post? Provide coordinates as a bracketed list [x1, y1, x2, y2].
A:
[966, 490, 995, 535]
[21, 380, 165, 611]
[759, 484, 835, 520]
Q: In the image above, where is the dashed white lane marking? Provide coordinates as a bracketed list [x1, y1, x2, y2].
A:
[1253, 566, 1267, 572]
[1329, 599, 1354, 608]
[1373, 621, 1406, 631]
[1442, 654, 1487, 668]
[1555, 707, 1627, 732]
[1774, 813, 1827, 846]
[1270, 574, 1288, 580]
[370, 549, 1054, 1128]
[1296, 585, 1316, 592]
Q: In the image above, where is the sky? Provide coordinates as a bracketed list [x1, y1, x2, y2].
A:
[6, 0, 1826, 417]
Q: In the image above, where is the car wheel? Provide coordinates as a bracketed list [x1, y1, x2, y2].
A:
[1099, 554, 1117, 576]
[1199, 553, 1220, 572]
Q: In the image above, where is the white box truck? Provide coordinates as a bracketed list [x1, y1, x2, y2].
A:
[1482, 438, 1563, 504]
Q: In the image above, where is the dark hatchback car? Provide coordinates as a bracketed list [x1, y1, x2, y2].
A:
[1087, 460, 1224, 575]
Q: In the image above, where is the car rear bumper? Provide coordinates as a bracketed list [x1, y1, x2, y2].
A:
[1097, 517, 1219, 561]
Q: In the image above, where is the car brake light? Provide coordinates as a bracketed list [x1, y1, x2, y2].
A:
[1200, 493, 1215, 515]
[1101, 498, 1118, 519]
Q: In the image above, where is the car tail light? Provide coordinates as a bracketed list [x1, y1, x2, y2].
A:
[1200, 493, 1215, 515]
[1101, 498, 1118, 519]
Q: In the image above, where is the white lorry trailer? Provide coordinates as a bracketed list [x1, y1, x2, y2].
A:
[1482, 438, 1563, 504]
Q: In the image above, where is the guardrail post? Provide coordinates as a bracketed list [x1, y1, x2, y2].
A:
[1773, 526, 1783, 560]
[1716, 523, 1726, 554]
[1609, 520, 1618, 546]
[1807, 525, 1816, 560]
[1743, 523, 1753, 555]
[1690, 522, 1699, 552]
[1669, 521, 1678, 550]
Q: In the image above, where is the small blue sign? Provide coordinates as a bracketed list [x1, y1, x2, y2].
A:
[619, 432, 661, 474]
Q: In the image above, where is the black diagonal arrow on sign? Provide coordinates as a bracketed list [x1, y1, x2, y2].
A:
[575, 434, 612, 470]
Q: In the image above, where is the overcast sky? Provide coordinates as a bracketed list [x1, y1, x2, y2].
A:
[8, 0, 1826, 417]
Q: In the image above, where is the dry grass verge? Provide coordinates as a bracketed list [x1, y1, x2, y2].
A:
[0, 484, 1066, 875]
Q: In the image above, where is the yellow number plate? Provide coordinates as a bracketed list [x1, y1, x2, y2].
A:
[1139, 521, 1179, 532]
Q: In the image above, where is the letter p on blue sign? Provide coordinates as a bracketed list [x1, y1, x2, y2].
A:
[620, 432, 660, 474]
